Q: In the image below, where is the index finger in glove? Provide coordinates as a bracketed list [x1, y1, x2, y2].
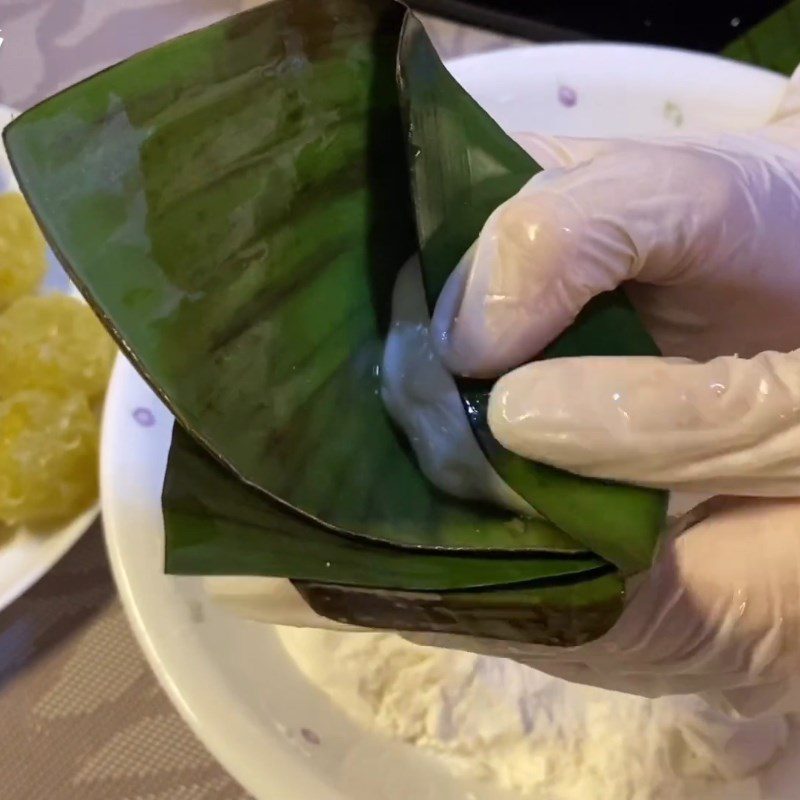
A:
[431, 134, 800, 378]
[488, 349, 800, 496]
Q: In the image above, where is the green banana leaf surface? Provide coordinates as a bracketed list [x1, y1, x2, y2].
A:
[5, 0, 592, 556]
[723, 0, 800, 74]
[165, 426, 609, 589]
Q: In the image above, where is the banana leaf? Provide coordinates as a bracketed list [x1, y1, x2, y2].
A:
[722, 0, 800, 75]
[5, 0, 588, 556]
[166, 419, 620, 645]
[165, 425, 608, 589]
[3, 0, 667, 642]
[4, 0, 665, 569]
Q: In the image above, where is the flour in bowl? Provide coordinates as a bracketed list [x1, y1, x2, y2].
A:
[279, 627, 787, 799]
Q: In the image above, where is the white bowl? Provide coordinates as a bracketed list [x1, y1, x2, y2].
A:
[101, 43, 797, 800]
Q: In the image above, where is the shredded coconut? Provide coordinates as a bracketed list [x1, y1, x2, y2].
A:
[278, 627, 787, 799]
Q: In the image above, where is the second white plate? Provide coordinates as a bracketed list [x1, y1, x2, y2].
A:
[0, 104, 99, 611]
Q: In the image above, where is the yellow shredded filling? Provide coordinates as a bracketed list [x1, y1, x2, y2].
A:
[0, 192, 114, 527]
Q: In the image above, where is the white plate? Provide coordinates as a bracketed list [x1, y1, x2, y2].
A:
[0, 105, 98, 611]
[102, 44, 799, 800]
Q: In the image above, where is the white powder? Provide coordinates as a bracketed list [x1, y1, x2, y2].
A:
[279, 627, 787, 800]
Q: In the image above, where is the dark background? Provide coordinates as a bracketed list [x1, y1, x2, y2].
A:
[407, 0, 790, 50]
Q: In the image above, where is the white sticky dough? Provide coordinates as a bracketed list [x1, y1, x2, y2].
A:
[381, 256, 535, 516]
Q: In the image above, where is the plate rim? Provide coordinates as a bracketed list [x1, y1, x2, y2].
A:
[101, 356, 345, 800]
[447, 38, 787, 77]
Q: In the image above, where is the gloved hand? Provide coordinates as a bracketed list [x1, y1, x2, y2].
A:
[418, 69, 800, 715]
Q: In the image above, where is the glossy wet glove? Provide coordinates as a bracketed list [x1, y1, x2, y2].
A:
[419, 69, 800, 715]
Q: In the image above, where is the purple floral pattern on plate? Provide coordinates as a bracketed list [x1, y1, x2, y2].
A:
[132, 407, 156, 427]
[558, 84, 577, 107]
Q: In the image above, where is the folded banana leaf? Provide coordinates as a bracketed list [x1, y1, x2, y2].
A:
[166, 422, 621, 643]
[4, 0, 579, 555]
[3, 0, 669, 643]
[4, 0, 665, 564]
[178, 0, 800, 643]
[165, 426, 608, 589]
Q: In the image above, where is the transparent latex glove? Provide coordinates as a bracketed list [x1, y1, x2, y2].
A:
[418, 68, 800, 714]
